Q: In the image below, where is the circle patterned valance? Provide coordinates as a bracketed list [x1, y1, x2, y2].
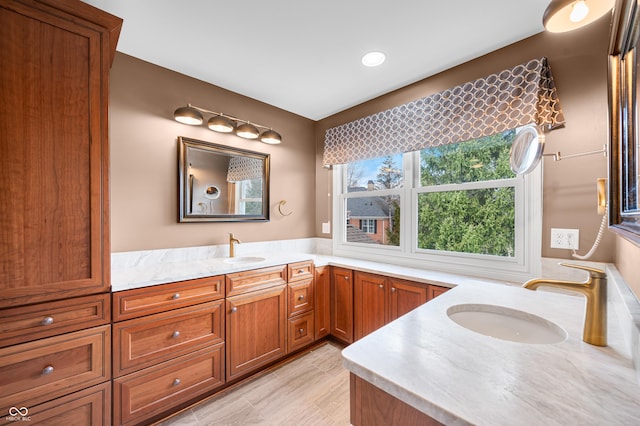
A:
[323, 57, 565, 165]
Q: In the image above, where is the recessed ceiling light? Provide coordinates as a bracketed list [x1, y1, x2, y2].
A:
[361, 51, 386, 67]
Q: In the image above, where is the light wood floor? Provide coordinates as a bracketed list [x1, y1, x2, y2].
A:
[159, 342, 350, 426]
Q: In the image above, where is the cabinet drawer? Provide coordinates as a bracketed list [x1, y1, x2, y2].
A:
[287, 278, 314, 318]
[0, 293, 110, 348]
[113, 301, 224, 377]
[287, 260, 314, 282]
[287, 312, 315, 353]
[226, 265, 286, 297]
[113, 276, 224, 321]
[114, 344, 225, 426]
[0, 325, 110, 412]
[4, 382, 111, 426]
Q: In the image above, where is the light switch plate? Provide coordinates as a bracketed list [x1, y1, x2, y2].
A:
[322, 222, 331, 234]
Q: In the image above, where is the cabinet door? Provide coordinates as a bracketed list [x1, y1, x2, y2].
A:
[0, 1, 121, 308]
[314, 266, 331, 340]
[429, 285, 450, 300]
[226, 285, 286, 380]
[330, 267, 354, 344]
[354, 272, 388, 341]
[389, 278, 428, 321]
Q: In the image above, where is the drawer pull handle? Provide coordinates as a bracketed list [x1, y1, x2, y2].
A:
[299, 328, 304, 334]
[172, 331, 180, 338]
[42, 365, 54, 376]
[172, 293, 180, 300]
[173, 378, 181, 386]
[231, 307, 237, 313]
[298, 269, 305, 274]
[298, 295, 305, 300]
[41, 317, 54, 326]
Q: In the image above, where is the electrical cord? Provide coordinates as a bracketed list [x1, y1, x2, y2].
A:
[572, 203, 608, 260]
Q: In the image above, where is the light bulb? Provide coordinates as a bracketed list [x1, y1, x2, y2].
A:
[569, 0, 589, 23]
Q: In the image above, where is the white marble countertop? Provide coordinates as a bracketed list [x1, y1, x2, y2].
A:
[112, 241, 640, 423]
[342, 281, 640, 425]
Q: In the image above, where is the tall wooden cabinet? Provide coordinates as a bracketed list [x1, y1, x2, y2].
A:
[0, 1, 121, 424]
[0, 0, 121, 308]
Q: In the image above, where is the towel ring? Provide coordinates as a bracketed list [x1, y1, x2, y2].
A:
[278, 200, 292, 216]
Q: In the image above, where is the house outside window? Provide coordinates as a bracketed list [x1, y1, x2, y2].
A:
[332, 128, 542, 282]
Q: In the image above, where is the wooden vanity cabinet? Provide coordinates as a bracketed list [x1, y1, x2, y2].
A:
[314, 266, 331, 340]
[330, 267, 354, 344]
[354, 272, 449, 341]
[226, 266, 287, 381]
[112, 276, 226, 426]
[354, 272, 390, 340]
[287, 261, 315, 353]
[351, 374, 442, 426]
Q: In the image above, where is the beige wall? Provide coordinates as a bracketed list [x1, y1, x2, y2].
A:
[315, 16, 616, 264]
[110, 53, 316, 252]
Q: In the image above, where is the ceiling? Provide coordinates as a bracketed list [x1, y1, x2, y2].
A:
[83, 0, 550, 121]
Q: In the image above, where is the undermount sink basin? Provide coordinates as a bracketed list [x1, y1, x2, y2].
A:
[223, 256, 266, 265]
[446, 304, 567, 344]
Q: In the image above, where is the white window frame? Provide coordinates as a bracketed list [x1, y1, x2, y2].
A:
[332, 150, 542, 283]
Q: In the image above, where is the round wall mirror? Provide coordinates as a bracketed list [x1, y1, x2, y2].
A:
[510, 125, 545, 175]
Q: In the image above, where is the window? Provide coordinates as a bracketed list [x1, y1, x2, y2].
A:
[360, 219, 376, 234]
[236, 178, 262, 214]
[333, 129, 542, 282]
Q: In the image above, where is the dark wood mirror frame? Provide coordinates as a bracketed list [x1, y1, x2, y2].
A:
[609, 0, 640, 245]
[178, 136, 270, 222]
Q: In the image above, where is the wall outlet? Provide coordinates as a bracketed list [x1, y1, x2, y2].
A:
[550, 228, 579, 250]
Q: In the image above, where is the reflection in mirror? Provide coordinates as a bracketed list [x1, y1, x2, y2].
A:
[178, 137, 270, 222]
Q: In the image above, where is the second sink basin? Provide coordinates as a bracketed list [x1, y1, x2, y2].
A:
[446, 304, 567, 344]
[223, 256, 266, 265]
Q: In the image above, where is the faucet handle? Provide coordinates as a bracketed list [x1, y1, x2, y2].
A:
[559, 263, 606, 278]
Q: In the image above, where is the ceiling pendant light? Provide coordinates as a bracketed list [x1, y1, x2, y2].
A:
[208, 115, 235, 133]
[260, 129, 282, 144]
[543, 0, 614, 33]
[235, 122, 260, 139]
[174, 105, 203, 125]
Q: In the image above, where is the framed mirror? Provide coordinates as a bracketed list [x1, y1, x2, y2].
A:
[178, 136, 270, 222]
[609, 0, 640, 245]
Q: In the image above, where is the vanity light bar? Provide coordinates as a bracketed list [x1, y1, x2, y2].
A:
[174, 104, 282, 144]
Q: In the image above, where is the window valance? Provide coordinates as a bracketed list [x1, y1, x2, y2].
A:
[323, 57, 565, 166]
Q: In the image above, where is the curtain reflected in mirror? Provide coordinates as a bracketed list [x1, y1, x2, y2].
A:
[178, 137, 270, 222]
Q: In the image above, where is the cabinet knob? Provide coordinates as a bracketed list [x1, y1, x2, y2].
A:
[172, 293, 180, 300]
[172, 331, 180, 338]
[231, 307, 237, 313]
[298, 269, 305, 274]
[173, 378, 181, 386]
[379, 284, 384, 289]
[344, 276, 349, 281]
[42, 365, 54, 376]
[41, 316, 54, 326]
[298, 295, 305, 300]
[391, 287, 397, 292]
[299, 328, 304, 335]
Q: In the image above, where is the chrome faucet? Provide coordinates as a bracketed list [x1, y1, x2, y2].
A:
[229, 233, 241, 258]
[523, 263, 607, 346]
